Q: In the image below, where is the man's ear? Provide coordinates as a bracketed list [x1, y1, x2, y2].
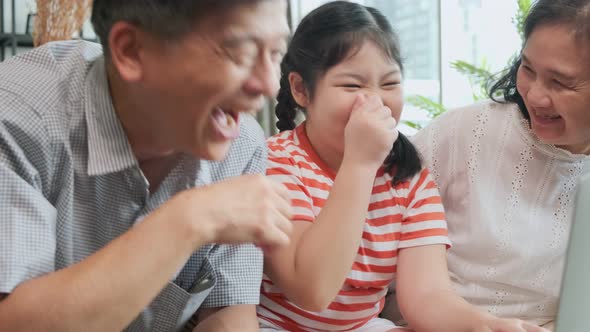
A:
[107, 21, 148, 82]
[288, 72, 310, 108]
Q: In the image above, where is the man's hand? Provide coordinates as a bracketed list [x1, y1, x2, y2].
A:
[170, 174, 293, 248]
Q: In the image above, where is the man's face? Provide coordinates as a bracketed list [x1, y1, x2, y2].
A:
[138, 0, 289, 160]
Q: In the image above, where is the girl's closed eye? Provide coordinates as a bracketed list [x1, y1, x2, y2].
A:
[522, 64, 534, 73]
[382, 81, 400, 88]
[338, 83, 362, 89]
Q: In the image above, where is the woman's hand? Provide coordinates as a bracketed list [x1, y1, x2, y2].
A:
[472, 318, 550, 332]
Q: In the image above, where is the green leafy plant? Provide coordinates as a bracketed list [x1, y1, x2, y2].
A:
[450, 59, 492, 101]
[404, 0, 532, 130]
[404, 95, 446, 130]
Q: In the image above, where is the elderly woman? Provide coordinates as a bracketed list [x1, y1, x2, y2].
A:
[406, 0, 590, 330]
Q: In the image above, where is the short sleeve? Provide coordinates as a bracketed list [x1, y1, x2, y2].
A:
[266, 143, 315, 223]
[201, 244, 263, 308]
[243, 143, 267, 175]
[398, 169, 451, 249]
[0, 92, 57, 293]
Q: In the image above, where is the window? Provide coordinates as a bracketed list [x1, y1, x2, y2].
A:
[441, 0, 521, 109]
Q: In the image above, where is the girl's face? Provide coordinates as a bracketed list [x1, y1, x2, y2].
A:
[302, 40, 403, 161]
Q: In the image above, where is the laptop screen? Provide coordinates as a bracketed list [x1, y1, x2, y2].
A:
[555, 172, 590, 332]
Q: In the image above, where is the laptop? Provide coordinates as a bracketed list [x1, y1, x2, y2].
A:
[555, 172, 590, 332]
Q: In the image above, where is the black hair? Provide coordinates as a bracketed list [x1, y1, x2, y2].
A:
[275, 0, 421, 185]
[489, 0, 590, 119]
[91, 0, 264, 55]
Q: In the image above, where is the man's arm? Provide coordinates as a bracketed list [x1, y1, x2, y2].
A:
[0, 95, 208, 331]
[193, 306, 259, 332]
[0, 104, 289, 331]
[0, 198, 206, 332]
[0, 176, 291, 332]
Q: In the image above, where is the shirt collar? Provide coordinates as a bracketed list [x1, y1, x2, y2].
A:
[84, 57, 138, 176]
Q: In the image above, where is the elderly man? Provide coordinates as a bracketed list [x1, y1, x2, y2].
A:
[0, 1, 291, 331]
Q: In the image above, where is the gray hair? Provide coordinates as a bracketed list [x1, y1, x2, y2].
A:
[91, 0, 266, 55]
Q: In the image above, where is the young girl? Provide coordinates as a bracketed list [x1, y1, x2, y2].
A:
[257, 1, 548, 332]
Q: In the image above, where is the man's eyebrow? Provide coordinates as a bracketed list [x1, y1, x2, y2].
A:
[221, 31, 290, 48]
[221, 35, 257, 48]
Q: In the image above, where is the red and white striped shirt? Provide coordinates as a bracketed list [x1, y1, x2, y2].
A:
[257, 125, 451, 331]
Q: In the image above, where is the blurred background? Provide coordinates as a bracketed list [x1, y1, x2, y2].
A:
[0, 0, 528, 135]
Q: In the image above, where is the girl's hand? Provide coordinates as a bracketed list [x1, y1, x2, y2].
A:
[343, 94, 398, 170]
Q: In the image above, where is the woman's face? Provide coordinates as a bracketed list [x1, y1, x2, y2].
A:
[516, 23, 590, 155]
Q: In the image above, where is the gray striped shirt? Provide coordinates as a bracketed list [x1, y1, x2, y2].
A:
[0, 40, 265, 331]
